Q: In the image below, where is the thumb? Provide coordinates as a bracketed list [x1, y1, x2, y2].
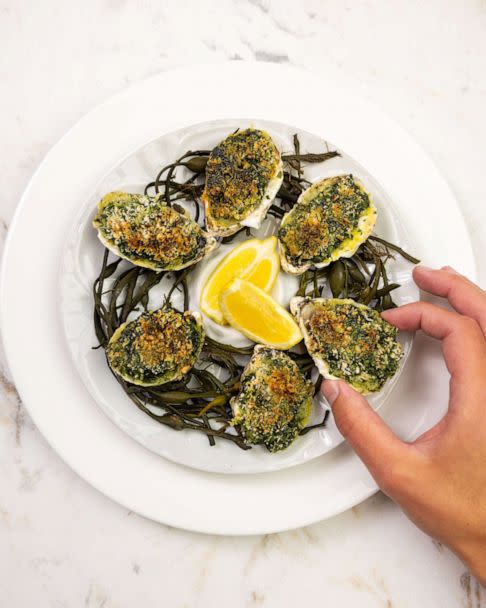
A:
[321, 379, 412, 488]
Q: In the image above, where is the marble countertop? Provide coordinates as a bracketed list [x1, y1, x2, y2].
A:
[1, 1, 485, 605]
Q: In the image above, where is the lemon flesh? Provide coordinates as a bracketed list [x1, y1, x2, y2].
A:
[220, 279, 302, 349]
[200, 236, 279, 325]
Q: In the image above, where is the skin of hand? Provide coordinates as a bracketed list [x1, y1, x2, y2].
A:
[321, 266, 486, 585]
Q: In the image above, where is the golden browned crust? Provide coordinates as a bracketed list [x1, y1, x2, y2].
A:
[203, 129, 280, 229]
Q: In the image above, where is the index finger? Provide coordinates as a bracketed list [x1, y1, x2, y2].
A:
[382, 301, 486, 379]
[413, 266, 486, 333]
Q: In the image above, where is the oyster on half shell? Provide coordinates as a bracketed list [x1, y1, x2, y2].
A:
[93, 191, 218, 271]
[106, 307, 204, 387]
[202, 128, 283, 236]
[231, 345, 314, 452]
[291, 297, 402, 395]
[278, 174, 377, 275]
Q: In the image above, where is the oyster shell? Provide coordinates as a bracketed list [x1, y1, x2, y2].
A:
[291, 297, 402, 395]
[231, 345, 313, 452]
[106, 307, 204, 386]
[278, 174, 377, 275]
[93, 191, 217, 271]
[202, 129, 283, 236]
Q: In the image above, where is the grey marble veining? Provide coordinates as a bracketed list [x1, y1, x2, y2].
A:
[1, 0, 485, 606]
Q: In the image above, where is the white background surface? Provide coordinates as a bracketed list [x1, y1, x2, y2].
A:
[1, 1, 485, 606]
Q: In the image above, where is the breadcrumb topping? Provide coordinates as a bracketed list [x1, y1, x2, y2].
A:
[94, 192, 208, 270]
[231, 347, 313, 452]
[203, 129, 280, 226]
[303, 299, 402, 393]
[279, 174, 371, 267]
[106, 308, 203, 385]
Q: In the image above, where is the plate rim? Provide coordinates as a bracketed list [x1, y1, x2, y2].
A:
[0, 61, 476, 534]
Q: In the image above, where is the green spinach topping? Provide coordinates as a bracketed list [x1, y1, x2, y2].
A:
[232, 347, 313, 452]
[304, 300, 402, 393]
[94, 192, 208, 269]
[203, 129, 280, 225]
[278, 174, 371, 267]
[106, 308, 203, 385]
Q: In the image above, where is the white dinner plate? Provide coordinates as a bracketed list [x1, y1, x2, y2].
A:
[1, 62, 475, 534]
[60, 117, 418, 474]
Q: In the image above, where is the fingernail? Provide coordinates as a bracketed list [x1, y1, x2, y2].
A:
[415, 264, 433, 272]
[321, 380, 340, 406]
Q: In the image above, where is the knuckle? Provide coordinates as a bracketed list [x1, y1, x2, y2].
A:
[449, 271, 465, 284]
[379, 466, 405, 493]
[446, 270, 468, 288]
[460, 315, 481, 336]
[377, 461, 418, 497]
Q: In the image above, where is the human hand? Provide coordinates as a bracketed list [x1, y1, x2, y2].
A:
[321, 266, 486, 585]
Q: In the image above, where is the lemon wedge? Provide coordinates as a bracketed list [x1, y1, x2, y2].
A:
[220, 279, 302, 349]
[200, 236, 280, 325]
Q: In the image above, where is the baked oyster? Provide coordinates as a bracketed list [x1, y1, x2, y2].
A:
[278, 174, 377, 275]
[202, 128, 283, 236]
[291, 297, 402, 395]
[231, 345, 314, 452]
[93, 191, 217, 271]
[106, 307, 204, 386]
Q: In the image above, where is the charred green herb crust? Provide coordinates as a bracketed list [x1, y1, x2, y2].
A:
[106, 307, 204, 386]
[203, 129, 281, 223]
[93, 192, 211, 270]
[231, 346, 313, 452]
[302, 299, 402, 393]
[278, 174, 372, 267]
